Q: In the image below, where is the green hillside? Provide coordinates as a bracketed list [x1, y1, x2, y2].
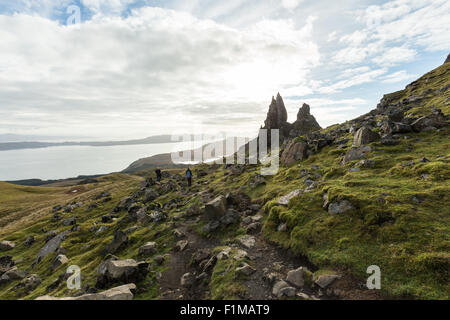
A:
[0, 62, 448, 300]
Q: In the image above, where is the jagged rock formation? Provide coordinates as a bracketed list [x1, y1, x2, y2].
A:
[445, 53, 450, 64]
[262, 94, 321, 141]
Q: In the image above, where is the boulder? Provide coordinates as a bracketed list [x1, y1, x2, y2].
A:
[0, 255, 15, 274]
[24, 236, 35, 247]
[328, 200, 354, 214]
[411, 109, 447, 132]
[36, 284, 136, 300]
[272, 280, 296, 298]
[0, 267, 27, 285]
[139, 241, 158, 256]
[36, 231, 69, 264]
[0, 241, 15, 251]
[286, 267, 305, 288]
[136, 208, 151, 225]
[314, 274, 340, 289]
[144, 189, 159, 203]
[235, 263, 256, 277]
[353, 127, 380, 147]
[342, 146, 372, 164]
[204, 196, 227, 221]
[180, 273, 195, 288]
[220, 209, 240, 226]
[175, 240, 188, 252]
[281, 140, 308, 166]
[97, 258, 148, 288]
[51, 254, 69, 270]
[237, 235, 256, 249]
[62, 217, 76, 226]
[13, 274, 41, 294]
[277, 189, 303, 206]
[104, 230, 128, 255]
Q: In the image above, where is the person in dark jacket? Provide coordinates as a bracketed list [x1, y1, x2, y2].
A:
[155, 169, 162, 182]
[186, 168, 193, 187]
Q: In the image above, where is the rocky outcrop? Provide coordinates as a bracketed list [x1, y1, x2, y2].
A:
[96, 257, 148, 289]
[291, 104, 322, 136]
[36, 231, 69, 264]
[104, 230, 128, 255]
[411, 108, 447, 132]
[36, 284, 136, 300]
[277, 189, 303, 206]
[353, 127, 380, 147]
[444, 53, 450, 64]
[264, 93, 288, 131]
[280, 140, 308, 166]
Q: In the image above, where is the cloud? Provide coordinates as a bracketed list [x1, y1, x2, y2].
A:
[318, 68, 387, 94]
[381, 70, 415, 83]
[372, 46, 417, 66]
[0, 7, 319, 138]
[281, 0, 303, 10]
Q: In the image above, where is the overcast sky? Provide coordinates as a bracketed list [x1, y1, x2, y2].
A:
[0, 0, 449, 140]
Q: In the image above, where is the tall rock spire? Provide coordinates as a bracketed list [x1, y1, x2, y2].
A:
[292, 103, 321, 135]
[264, 93, 288, 130]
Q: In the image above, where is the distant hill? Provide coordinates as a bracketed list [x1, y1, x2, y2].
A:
[0, 135, 179, 151]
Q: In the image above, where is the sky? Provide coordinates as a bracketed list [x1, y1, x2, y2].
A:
[0, 0, 449, 140]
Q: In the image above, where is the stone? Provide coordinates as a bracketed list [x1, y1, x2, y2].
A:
[236, 263, 256, 277]
[314, 274, 340, 289]
[328, 200, 354, 215]
[281, 140, 308, 166]
[0, 240, 15, 251]
[136, 208, 151, 225]
[139, 242, 157, 256]
[0, 255, 15, 274]
[204, 195, 227, 221]
[291, 103, 322, 135]
[1, 266, 26, 281]
[37, 284, 136, 300]
[286, 267, 305, 288]
[175, 240, 188, 252]
[104, 230, 128, 255]
[97, 259, 148, 288]
[342, 146, 372, 164]
[202, 220, 221, 234]
[173, 229, 185, 239]
[62, 217, 76, 226]
[154, 255, 165, 265]
[353, 127, 380, 147]
[264, 93, 288, 130]
[411, 110, 447, 132]
[14, 274, 41, 294]
[272, 280, 296, 298]
[51, 254, 68, 270]
[220, 209, 240, 226]
[24, 236, 35, 247]
[144, 189, 159, 203]
[237, 235, 256, 249]
[180, 273, 195, 288]
[277, 189, 303, 206]
[36, 231, 69, 264]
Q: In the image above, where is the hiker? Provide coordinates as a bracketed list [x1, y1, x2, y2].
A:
[186, 168, 193, 187]
[155, 168, 162, 182]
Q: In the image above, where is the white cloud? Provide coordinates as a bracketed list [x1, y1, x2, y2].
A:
[81, 0, 137, 14]
[372, 46, 417, 66]
[281, 0, 303, 10]
[381, 70, 415, 83]
[0, 7, 320, 138]
[318, 68, 387, 93]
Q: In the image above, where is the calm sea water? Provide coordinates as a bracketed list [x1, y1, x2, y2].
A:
[0, 142, 202, 181]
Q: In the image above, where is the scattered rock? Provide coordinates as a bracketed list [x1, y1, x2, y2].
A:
[353, 126, 380, 147]
[286, 267, 305, 288]
[281, 140, 308, 166]
[175, 240, 188, 252]
[0, 241, 15, 251]
[36, 231, 69, 264]
[272, 280, 296, 298]
[144, 189, 159, 203]
[277, 189, 303, 206]
[204, 196, 227, 221]
[104, 230, 128, 255]
[97, 258, 148, 288]
[328, 200, 354, 215]
[62, 217, 76, 226]
[237, 235, 256, 249]
[342, 146, 372, 164]
[236, 263, 256, 277]
[314, 274, 340, 289]
[180, 273, 195, 288]
[13, 274, 41, 294]
[139, 242, 157, 256]
[37, 284, 136, 300]
[51, 254, 69, 270]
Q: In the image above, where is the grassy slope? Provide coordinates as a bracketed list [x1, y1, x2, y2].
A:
[0, 63, 449, 300]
